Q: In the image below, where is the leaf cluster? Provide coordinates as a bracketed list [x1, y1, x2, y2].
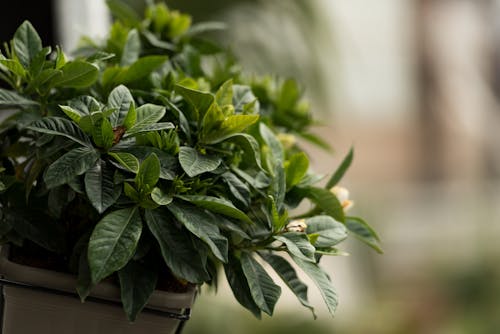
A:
[0, 1, 381, 322]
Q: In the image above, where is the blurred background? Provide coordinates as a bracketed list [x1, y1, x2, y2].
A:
[3, 0, 500, 333]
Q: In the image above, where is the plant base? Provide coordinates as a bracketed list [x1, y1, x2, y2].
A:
[0, 247, 196, 334]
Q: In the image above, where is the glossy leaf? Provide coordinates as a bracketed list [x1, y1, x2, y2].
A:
[84, 159, 121, 214]
[106, 0, 141, 26]
[221, 172, 251, 207]
[203, 115, 259, 144]
[115, 55, 167, 84]
[135, 153, 160, 193]
[259, 252, 316, 318]
[44, 147, 100, 188]
[59, 105, 83, 123]
[126, 104, 166, 135]
[108, 152, 139, 173]
[176, 195, 252, 224]
[151, 187, 172, 206]
[292, 256, 338, 316]
[145, 209, 209, 283]
[224, 255, 261, 318]
[88, 207, 142, 283]
[13, 21, 42, 69]
[306, 215, 348, 248]
[259, 123, 284, 163]
[167, 202, 228, 263]
[275, 233, 316, 262]
[51, 61, 99, 88]
[286, 152, 309, 189]
[125, 122, 174, 137]
[227, 134, 263, 169]
[108, 85, 134, 127]
[121, 29, 140, 67]
[325, 148, 353, 189]
[175, 84, 214, 121]
[119, 260, 158, 322]
[178, 146, 221, 177]
[0, 59, 26, 78]
[306, 187, 345, 223]
[28, 117, 91, 147]
[345, 216, 383, 253]
[215, 79, 233, 107]
[0, 88, 38, 108]
[233, 85, 258, 113]
[241, 252, 281, 316]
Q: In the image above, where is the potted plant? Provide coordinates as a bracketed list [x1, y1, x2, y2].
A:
[0, 1, 382, 333]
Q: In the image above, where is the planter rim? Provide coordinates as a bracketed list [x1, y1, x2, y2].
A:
[0, 246, 196, 311]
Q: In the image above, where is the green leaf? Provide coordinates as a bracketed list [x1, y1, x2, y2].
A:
[306, 187, 345, 223]
[260, 123, 284, 168]
[59, 105, 83, 123]
[240, 252, 281, 316]
[106, 0, 141, 26]
[125, 122, 174, 137]
[44, 147, 100, 188]
[315, 248, 349, 256]
[167, 202, 228, 263]
[0, 59, 26, 78]
[275, 233, 316, 262]
[176, 195, 252, 224]
[226, 134, 263, 169]
[145, 209, 209, 283]
[216, 79, 233, 107]
[224, 255, 261, 318]
[178, 146, 221, 177]
[126, 104, 166, 135]
[29, 46, 51, 77]
[200, 103, 224, 139]
[306, 216, 347, 248]
[135, 153, 160, 193]
[115, 56, 167, 84]
[203, 115, 259, 144]
[259, 252, 316, 318]
[121, 29, 140, 67]
[92, 117, 114, 149]
[68, 96, 101, 115]
[109, 152, 139, 173]
[13, 21, 42, 69]
[123, 103, 136, 129]
[221, 172, 251, 207]
[51, 61, 99, 88]
[88, 207, 142, 284]
[108, 84, 134, 127]
[175, 84, 214, 121]
[292, 256, 338, 316]
[233, 85, 258, 113]
[124, 182, 140, 202]
[0, 88, 38, 108]
[345, 216, 383, 253]
[297, 132, 331, 151]
[28, 117, 91, 147]
[325, 148, 354, 189]
[54, 46, 67, 69]
[76, 250, 93, 301]
[286, 152, 309, 189]
[84, 159, 121, 214]
[118, 260, 158, 322]
[151, 187, 172, 206]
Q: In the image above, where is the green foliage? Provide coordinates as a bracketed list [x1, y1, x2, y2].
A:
[0, 1, 378, 323]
